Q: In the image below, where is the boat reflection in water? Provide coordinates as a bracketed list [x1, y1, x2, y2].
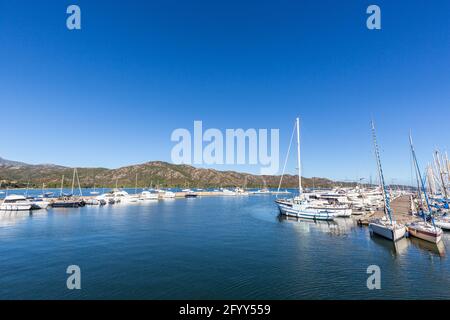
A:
[278, 215, 355, 236]
[0, 211, 32, 228]
[408, 236, 446, 257]
[370, 233, 410, 256]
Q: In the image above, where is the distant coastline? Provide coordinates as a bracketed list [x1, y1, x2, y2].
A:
[0, 157, 361, 189]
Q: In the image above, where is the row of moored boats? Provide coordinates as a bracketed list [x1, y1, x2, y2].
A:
[275, 117, 450, 245]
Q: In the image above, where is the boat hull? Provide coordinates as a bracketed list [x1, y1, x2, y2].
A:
[32, 201, 50, 209]
[278, 204, 334, 221]
[51, 201, 83, 208]
[369, 222, 406, 241]
[407, 224, 443, 244]
[434, 218, 450, 231]
[0, 204, 32, 211]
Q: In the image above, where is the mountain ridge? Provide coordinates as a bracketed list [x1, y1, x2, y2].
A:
[0, 156, 348, 189]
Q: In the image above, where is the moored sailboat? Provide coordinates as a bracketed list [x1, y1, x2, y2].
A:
[406, 133, 443, 243]
[368, 121, 406, 241]
[275, 117, 334, 221]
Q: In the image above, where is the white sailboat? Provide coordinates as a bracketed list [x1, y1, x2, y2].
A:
[406, 133, 443, 243]
[275, 118, 334, 221]
[90, 175, 100, 195]
[368, 121, 406, 241]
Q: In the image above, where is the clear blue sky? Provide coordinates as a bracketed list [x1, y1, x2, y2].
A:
[0, 0, 449, 185]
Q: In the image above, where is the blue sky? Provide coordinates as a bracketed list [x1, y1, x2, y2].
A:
[0, 0, 449, 184]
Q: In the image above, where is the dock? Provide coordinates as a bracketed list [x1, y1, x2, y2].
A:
[355, 195, 418, 225]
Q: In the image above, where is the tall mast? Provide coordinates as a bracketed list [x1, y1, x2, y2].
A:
[446, 153, 450, 186]
[371, 120, 393, 224]
[60, 175, 64, 197]
[76, 168, 82, 196]
[410, 133, 435, 228]
[435, 150, 448, 199]
[71, 168, 76, 195]
[135, 173, 138, 194]
[296, 117, 302, 195]
[426, 164, 436, 196]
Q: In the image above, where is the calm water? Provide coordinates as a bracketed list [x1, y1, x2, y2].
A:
[1, 190, 450, 299]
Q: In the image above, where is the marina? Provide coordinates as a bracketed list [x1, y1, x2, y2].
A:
[1, 0, 449, 304]
[1, 124, 450, 299]
[1, 191, 450, 299]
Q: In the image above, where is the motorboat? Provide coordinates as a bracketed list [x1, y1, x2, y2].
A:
[0, 195, 33, 211]
[162, 191, 176, 198]
[97, 189, 133, 204]
[234, 187, 249, 196]
[139, 191, 159, 200]
[221, 188, 236, 196]
[30, 198, 50, 209]
[185, 191, 198, 198]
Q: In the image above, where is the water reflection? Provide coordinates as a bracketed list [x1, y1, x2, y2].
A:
[408, 237, 446, 257]
[278, 215, 356, 236]
[370, 235, 410, 256]
[0, 211, 32, 228]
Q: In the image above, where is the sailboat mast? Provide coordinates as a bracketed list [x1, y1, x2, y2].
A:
[135, 173, 138, 194]
[435, 151, 448, 199]
[410, 133, 436, 228]
[60, 175, 64, 197]
[296, 117, 302, 195]
[71, 168, 76, 195]
[371, 121, 393, 224]
[76, 168, 82, 196]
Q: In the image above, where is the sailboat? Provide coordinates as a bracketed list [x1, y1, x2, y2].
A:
[407, 133, 443, 243]
[368, 121, 406, 241]
[275, 118, 334, 221]
[51, 169, 85, 208]
[90, 174, 100, 195]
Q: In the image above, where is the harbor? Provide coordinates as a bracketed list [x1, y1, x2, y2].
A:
[1, 192, 449, 300]
[1, 121, 450, 299]
[2, 0, 450, 304]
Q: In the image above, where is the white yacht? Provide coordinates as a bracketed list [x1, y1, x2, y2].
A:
[221, 188, 237, 196]
[162, 191, 176, 198]
[0, 195, 33, 211]
[139, 191, 159, 200]
[234, 187, 249, 196]
[30, 198, 50, 209]
[97, 189, 134, 204]
[275, 118, 335, 221]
